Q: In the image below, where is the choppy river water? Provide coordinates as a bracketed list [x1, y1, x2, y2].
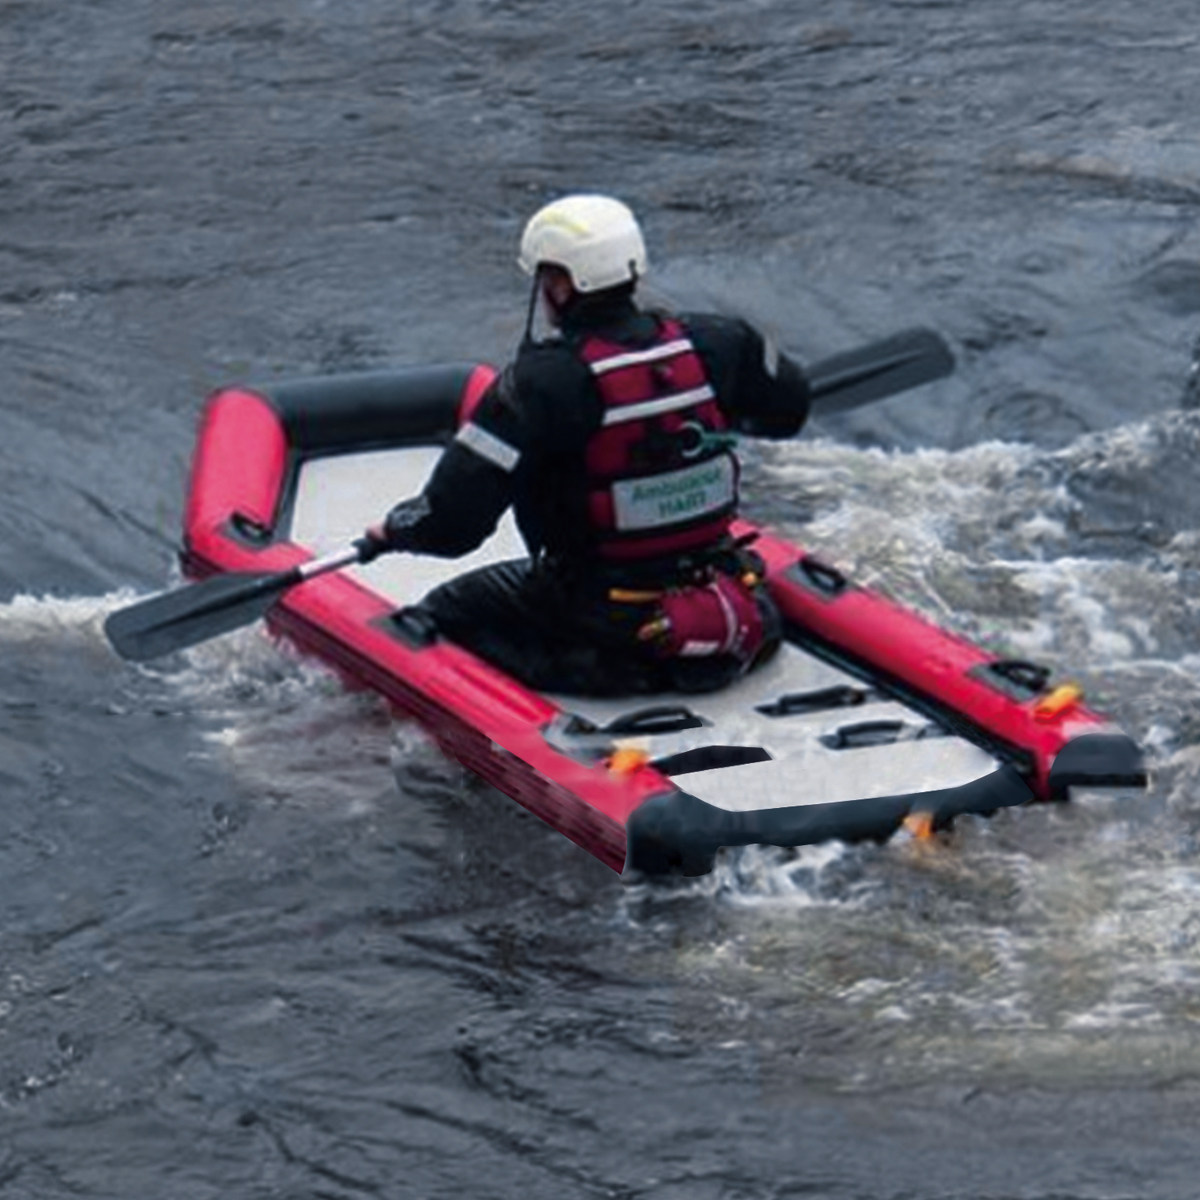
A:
[4, 2, 1200, 1196]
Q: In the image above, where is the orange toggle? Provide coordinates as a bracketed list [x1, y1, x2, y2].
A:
[609, 587, 664, 603]
[902, 811, 936, 841]
[607, 747, 651, 775]
[1033, 682, 1084, 722]
[636, 616, 672, 643]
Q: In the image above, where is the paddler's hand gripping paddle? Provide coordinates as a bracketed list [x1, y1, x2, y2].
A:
[103, 327, 954, 662]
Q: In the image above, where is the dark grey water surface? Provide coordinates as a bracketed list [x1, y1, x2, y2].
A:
[4, 2, 1200, 1196]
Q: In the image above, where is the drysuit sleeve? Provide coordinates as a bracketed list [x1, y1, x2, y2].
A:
[684, 313, 811, 439]
[381, 369, 526, 557]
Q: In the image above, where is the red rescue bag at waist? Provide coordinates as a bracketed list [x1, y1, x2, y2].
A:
[638, 574, 765, 662]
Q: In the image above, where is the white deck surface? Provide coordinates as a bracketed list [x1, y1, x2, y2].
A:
[290, 446, 528, 607]
[287, 447, 1000, 814]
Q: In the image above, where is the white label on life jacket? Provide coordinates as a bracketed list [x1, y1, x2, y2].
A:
[610, 455, 736, 531]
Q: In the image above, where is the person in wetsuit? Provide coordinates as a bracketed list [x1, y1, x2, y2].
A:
[365, 194, 812, 696]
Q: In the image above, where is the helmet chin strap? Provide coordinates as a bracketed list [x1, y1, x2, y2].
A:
[522, 268, 572, 345]
[520, 273, 541, 346]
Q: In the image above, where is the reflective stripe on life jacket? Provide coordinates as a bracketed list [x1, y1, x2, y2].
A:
[578, 317, 738, 562]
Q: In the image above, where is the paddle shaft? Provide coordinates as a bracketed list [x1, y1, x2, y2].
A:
[293, 545, 364, 582]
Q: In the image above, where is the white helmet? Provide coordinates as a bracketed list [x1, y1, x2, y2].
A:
[518, 194, 647, 293]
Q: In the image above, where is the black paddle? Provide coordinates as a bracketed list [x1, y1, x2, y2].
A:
[104, 543, 370, 662]
[806, 326, 954, 416]
[104, 326, 954, 663]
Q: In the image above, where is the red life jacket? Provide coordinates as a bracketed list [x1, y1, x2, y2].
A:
[577, 317, 738, 562]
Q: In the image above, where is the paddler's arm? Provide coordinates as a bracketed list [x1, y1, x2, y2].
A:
[684, 313, 811, 439]
[376, 370, 526, 557]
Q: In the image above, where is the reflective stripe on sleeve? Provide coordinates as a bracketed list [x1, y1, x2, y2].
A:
[761, 330, 780, 378]
[454, 421, 521, 472]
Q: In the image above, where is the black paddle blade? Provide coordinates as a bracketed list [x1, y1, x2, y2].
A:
[104, 567, 299, 662]
[807, 327, 954, 416]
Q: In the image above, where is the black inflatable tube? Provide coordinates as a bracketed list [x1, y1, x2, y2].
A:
[258, 364, 474, 454]
[1048, 733, 1146, 799]
[624, 764, 1036, 876]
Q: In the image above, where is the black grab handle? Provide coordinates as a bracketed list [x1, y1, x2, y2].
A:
[787, 555, 850, 598]
[984, 659, 1052, 695]
[820, 719, 911, 751]
[756, 684, 874, 717]
[602, 705, 708, 736]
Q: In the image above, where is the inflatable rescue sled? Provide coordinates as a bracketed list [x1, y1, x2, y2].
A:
[180, 365, 1147, 875]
